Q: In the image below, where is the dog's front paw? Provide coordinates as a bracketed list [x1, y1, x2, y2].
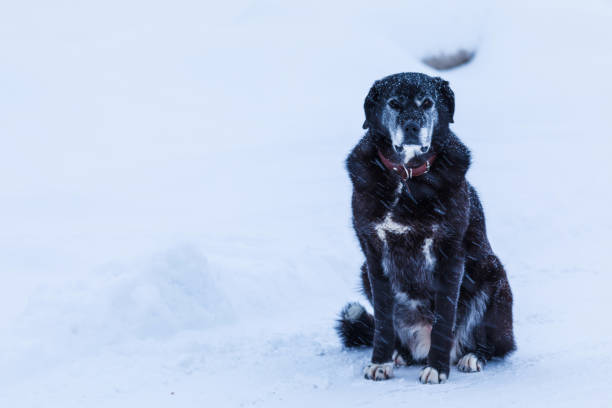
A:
[457, 353, 484, 373]
[419, 366, 448, 384]
[364, 362, 394, 381]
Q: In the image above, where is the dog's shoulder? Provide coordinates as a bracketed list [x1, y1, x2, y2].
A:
[346, 132, 382, 190]
[436, 132, 471, 180]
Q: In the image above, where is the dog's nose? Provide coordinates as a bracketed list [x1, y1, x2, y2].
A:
[393, 144, 403, 153]
[420, 146, 429, 153]
[404, 121, 420, 141]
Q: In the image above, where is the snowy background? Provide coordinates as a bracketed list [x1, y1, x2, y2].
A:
[1, 0, 612, 406]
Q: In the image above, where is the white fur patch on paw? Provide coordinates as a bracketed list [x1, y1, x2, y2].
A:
[393, 350, 407, 367]
[457, 353, 484, 373]
[364, 362, 394, 381]
[419, 366, 447, 384]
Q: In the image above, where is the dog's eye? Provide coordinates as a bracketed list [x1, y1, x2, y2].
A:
[388, 99, 402, 110]
[421, 98, 433, 110]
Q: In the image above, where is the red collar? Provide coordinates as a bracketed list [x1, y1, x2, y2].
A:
[377, 150, 437, 181]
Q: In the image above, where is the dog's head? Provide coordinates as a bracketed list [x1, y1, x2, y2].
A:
[362, 73, 455, 164]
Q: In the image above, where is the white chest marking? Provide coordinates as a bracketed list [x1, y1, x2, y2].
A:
[395, 292, 423, 310]
[375, 213, 411, 241]
[422, 237, 435, 268]
[391, 182, 403, 206]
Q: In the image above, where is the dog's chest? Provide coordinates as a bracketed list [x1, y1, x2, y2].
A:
[373, 209, 438, 279]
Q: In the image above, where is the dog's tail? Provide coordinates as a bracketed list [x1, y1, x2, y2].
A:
[335, 302, 375, 347]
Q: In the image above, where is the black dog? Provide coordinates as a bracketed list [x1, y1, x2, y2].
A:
[336, 73, 515, 384]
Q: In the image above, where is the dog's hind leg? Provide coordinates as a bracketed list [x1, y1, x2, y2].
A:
[457, 255, 515, 372]
[457, 323, 489, 372]
[482, 256, 516, 358]
[360, 263, 373, 305]
[454, 294, 490, 372]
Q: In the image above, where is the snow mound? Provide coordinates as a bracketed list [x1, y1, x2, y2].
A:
[106, 245, 233, 337]
[40, 245, 231, 340]
[2, 246, 232, 380]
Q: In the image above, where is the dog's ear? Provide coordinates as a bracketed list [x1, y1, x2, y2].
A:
[435, 78, 455, 123]
[363, 80, 381, 129]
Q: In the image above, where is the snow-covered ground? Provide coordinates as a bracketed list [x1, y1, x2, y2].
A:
[1, 0, 612, 406]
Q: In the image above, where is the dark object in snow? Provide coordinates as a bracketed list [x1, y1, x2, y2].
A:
[422, 49, 476, 70]
[337, 72, 515, 384]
